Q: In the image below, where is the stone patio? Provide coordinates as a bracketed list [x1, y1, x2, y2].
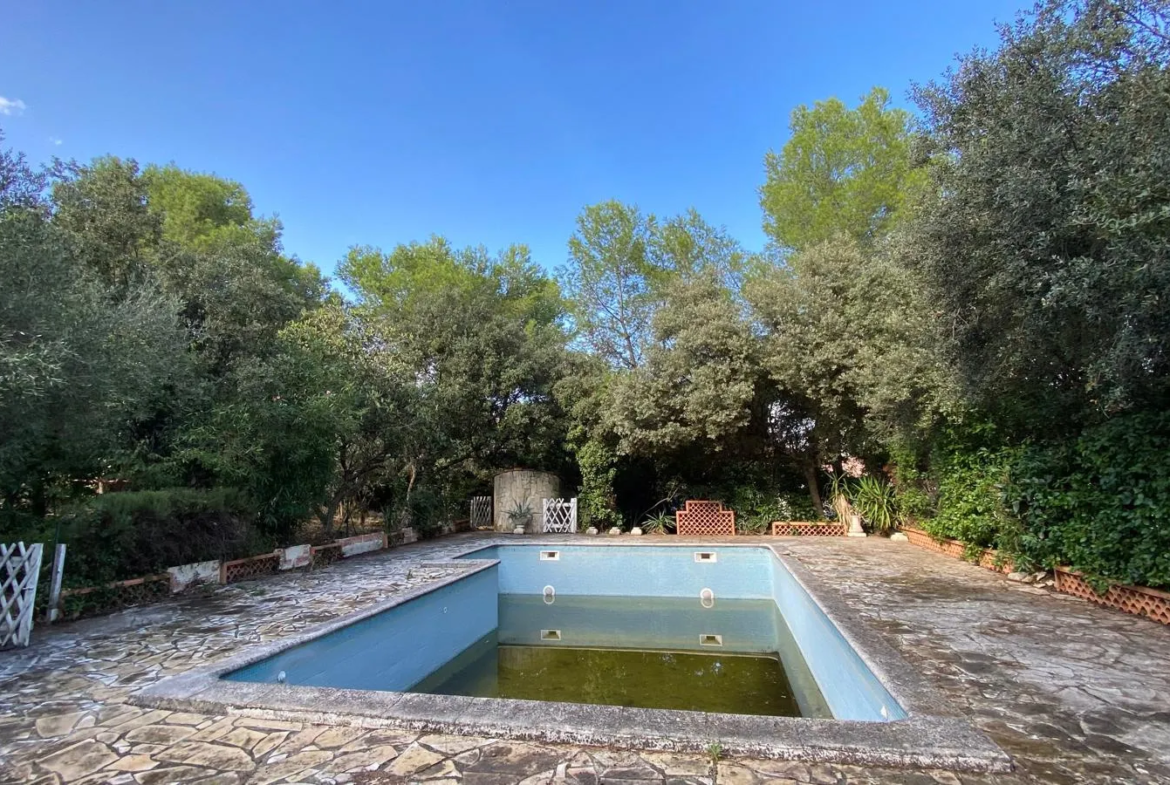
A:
[1, 534, 1169, 785]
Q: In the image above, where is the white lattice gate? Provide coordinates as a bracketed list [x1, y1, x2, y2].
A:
[542, 498, 577, 533]
[470, 496, 492, 529]
[2, 542, 43, 649]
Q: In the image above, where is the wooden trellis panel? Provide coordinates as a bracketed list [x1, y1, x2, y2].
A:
[542, 498, 577, 533]
[676, 501, 736, 536]
[771, 521, 847, 536]
[221, 552, 280, 584]
[470, 496, 493, 529]
[2, 542, 44, 649]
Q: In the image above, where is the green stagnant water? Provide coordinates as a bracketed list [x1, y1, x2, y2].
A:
[409, 594, 827, 717]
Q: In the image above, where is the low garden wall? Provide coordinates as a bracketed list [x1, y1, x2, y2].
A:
[771, 521, 846, 536]
[904, 528, 1170, 626]
[51, 527, 420, 620]
[903, 528, 1015, 574]
[1054, 568, 1170, 626]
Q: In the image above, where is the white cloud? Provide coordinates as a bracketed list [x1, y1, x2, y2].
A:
[49, 136, 63, 146]
[0, 96, 27, 116]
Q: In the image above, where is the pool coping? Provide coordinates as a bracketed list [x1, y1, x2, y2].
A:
[130, 537, 1012, 772]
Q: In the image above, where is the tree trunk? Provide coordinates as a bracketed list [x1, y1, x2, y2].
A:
[804, 463, 823, 518]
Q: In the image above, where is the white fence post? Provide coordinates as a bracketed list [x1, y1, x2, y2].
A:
[1, 542, 44, 648]
[541, 498, 578, 533]
[46, 544, 66, 623]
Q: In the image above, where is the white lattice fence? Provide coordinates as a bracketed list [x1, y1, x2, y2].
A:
[542, 498, 578, 533]
[470, 496, 492, 529]
[2, 542, 43, 649]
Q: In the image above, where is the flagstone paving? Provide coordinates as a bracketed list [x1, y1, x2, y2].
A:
[1, 534, 1169, 784]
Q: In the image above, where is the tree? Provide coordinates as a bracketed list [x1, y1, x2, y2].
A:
[180, 305, 418, 539]
[908, 0, 1170, 430]
[340, 237, 573, 486]
[561, 201, 665, 370]
[760, 87, 924, 253]
[605, 272, 761, 457]
[745, 236, 952, 490]
[51, 156, 161, 286]
[1, 145, 190, 518]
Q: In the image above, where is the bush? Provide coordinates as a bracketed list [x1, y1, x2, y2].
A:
[1008, 413, 1170, 590]
[922, 434, 1020, 551]
[51, 488, 262, 586]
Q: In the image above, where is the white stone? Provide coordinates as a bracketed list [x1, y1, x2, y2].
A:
[340, 533, 385, 557]
[630, 527, 643, 536]
[167, 560, 221, 592]
[586, 527, 598, 535]
[608, 527, 622, 536]
[889, 532, 908, 542]
[278, 544, 311, 570]
[1006, 571, 1030, 582]
[513, 527, 526, 535]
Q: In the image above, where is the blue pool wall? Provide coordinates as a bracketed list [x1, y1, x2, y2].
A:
[225, 564, 498, 691]
[498, 595, 780, 653]
[459, 545, 905, 722]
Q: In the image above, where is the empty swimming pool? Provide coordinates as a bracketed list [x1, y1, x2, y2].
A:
[137, 538, 1011, 771]
[225, 544, 903, 722]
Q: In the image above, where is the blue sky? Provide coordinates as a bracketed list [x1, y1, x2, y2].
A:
[2, 1, 1028, 279]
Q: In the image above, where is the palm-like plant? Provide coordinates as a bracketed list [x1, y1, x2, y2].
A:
[641, 510, 675, 534]
[850, 476, 899, 534]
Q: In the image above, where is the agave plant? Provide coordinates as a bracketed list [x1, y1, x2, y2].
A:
[506, 500, 533, 528]
[850, 475, 899, 534]
[641, 510, 675, 534]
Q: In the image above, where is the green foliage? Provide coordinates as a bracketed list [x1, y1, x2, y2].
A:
[760, 87, 925, 252]
[505, 500, 534, 527]
[1008, 413, 1170, 590]
[850, 476, 899, 534]
[561, 201, 667, 370]
[51, 488, 261, 586]
[640, 510, 675, 534]
[922, 433, 1021, 551]
[746, 236, 954, 464]
[727, 485, 782, 535]
[886, 440, 934, 524]
[908, 0, 1170, 428]
[576, 441, 622, 529]
[775, 492, 819, 522]
[0, 153, 192, 515]
[605, 272, 760, 457]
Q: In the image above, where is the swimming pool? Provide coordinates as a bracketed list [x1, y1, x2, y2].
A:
[136, 537, 1010, 771]
[226, 544, 901, 722]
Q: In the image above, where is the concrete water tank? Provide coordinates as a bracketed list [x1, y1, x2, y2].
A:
[493, 469, 562, 533]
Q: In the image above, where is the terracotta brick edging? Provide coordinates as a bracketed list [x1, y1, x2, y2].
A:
[903, 528, 1015, 574]
[771, 521, 847, 536]
[1054, 567, 1170, 626]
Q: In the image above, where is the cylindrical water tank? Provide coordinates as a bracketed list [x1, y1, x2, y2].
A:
[493, 469, 562, 533]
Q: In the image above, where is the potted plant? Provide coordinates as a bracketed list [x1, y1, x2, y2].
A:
[506, 500, 533, 534]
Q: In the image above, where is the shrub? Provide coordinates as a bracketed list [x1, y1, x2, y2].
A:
[51, 488, 262, 586]
[922, 439, 1020, 551]
[1008, 413, 1170, 590]
[850, 476, 899, 534]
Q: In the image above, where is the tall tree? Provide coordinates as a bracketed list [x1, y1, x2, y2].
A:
[909, 0, 1170, 430]
[1, 146, 190, 517]
[760, 87, 924, 252]
[561, 201, 665, 370]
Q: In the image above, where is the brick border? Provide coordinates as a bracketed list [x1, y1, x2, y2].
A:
[902, 528, 1014, 574]
[1054, 567, 1170, 626]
